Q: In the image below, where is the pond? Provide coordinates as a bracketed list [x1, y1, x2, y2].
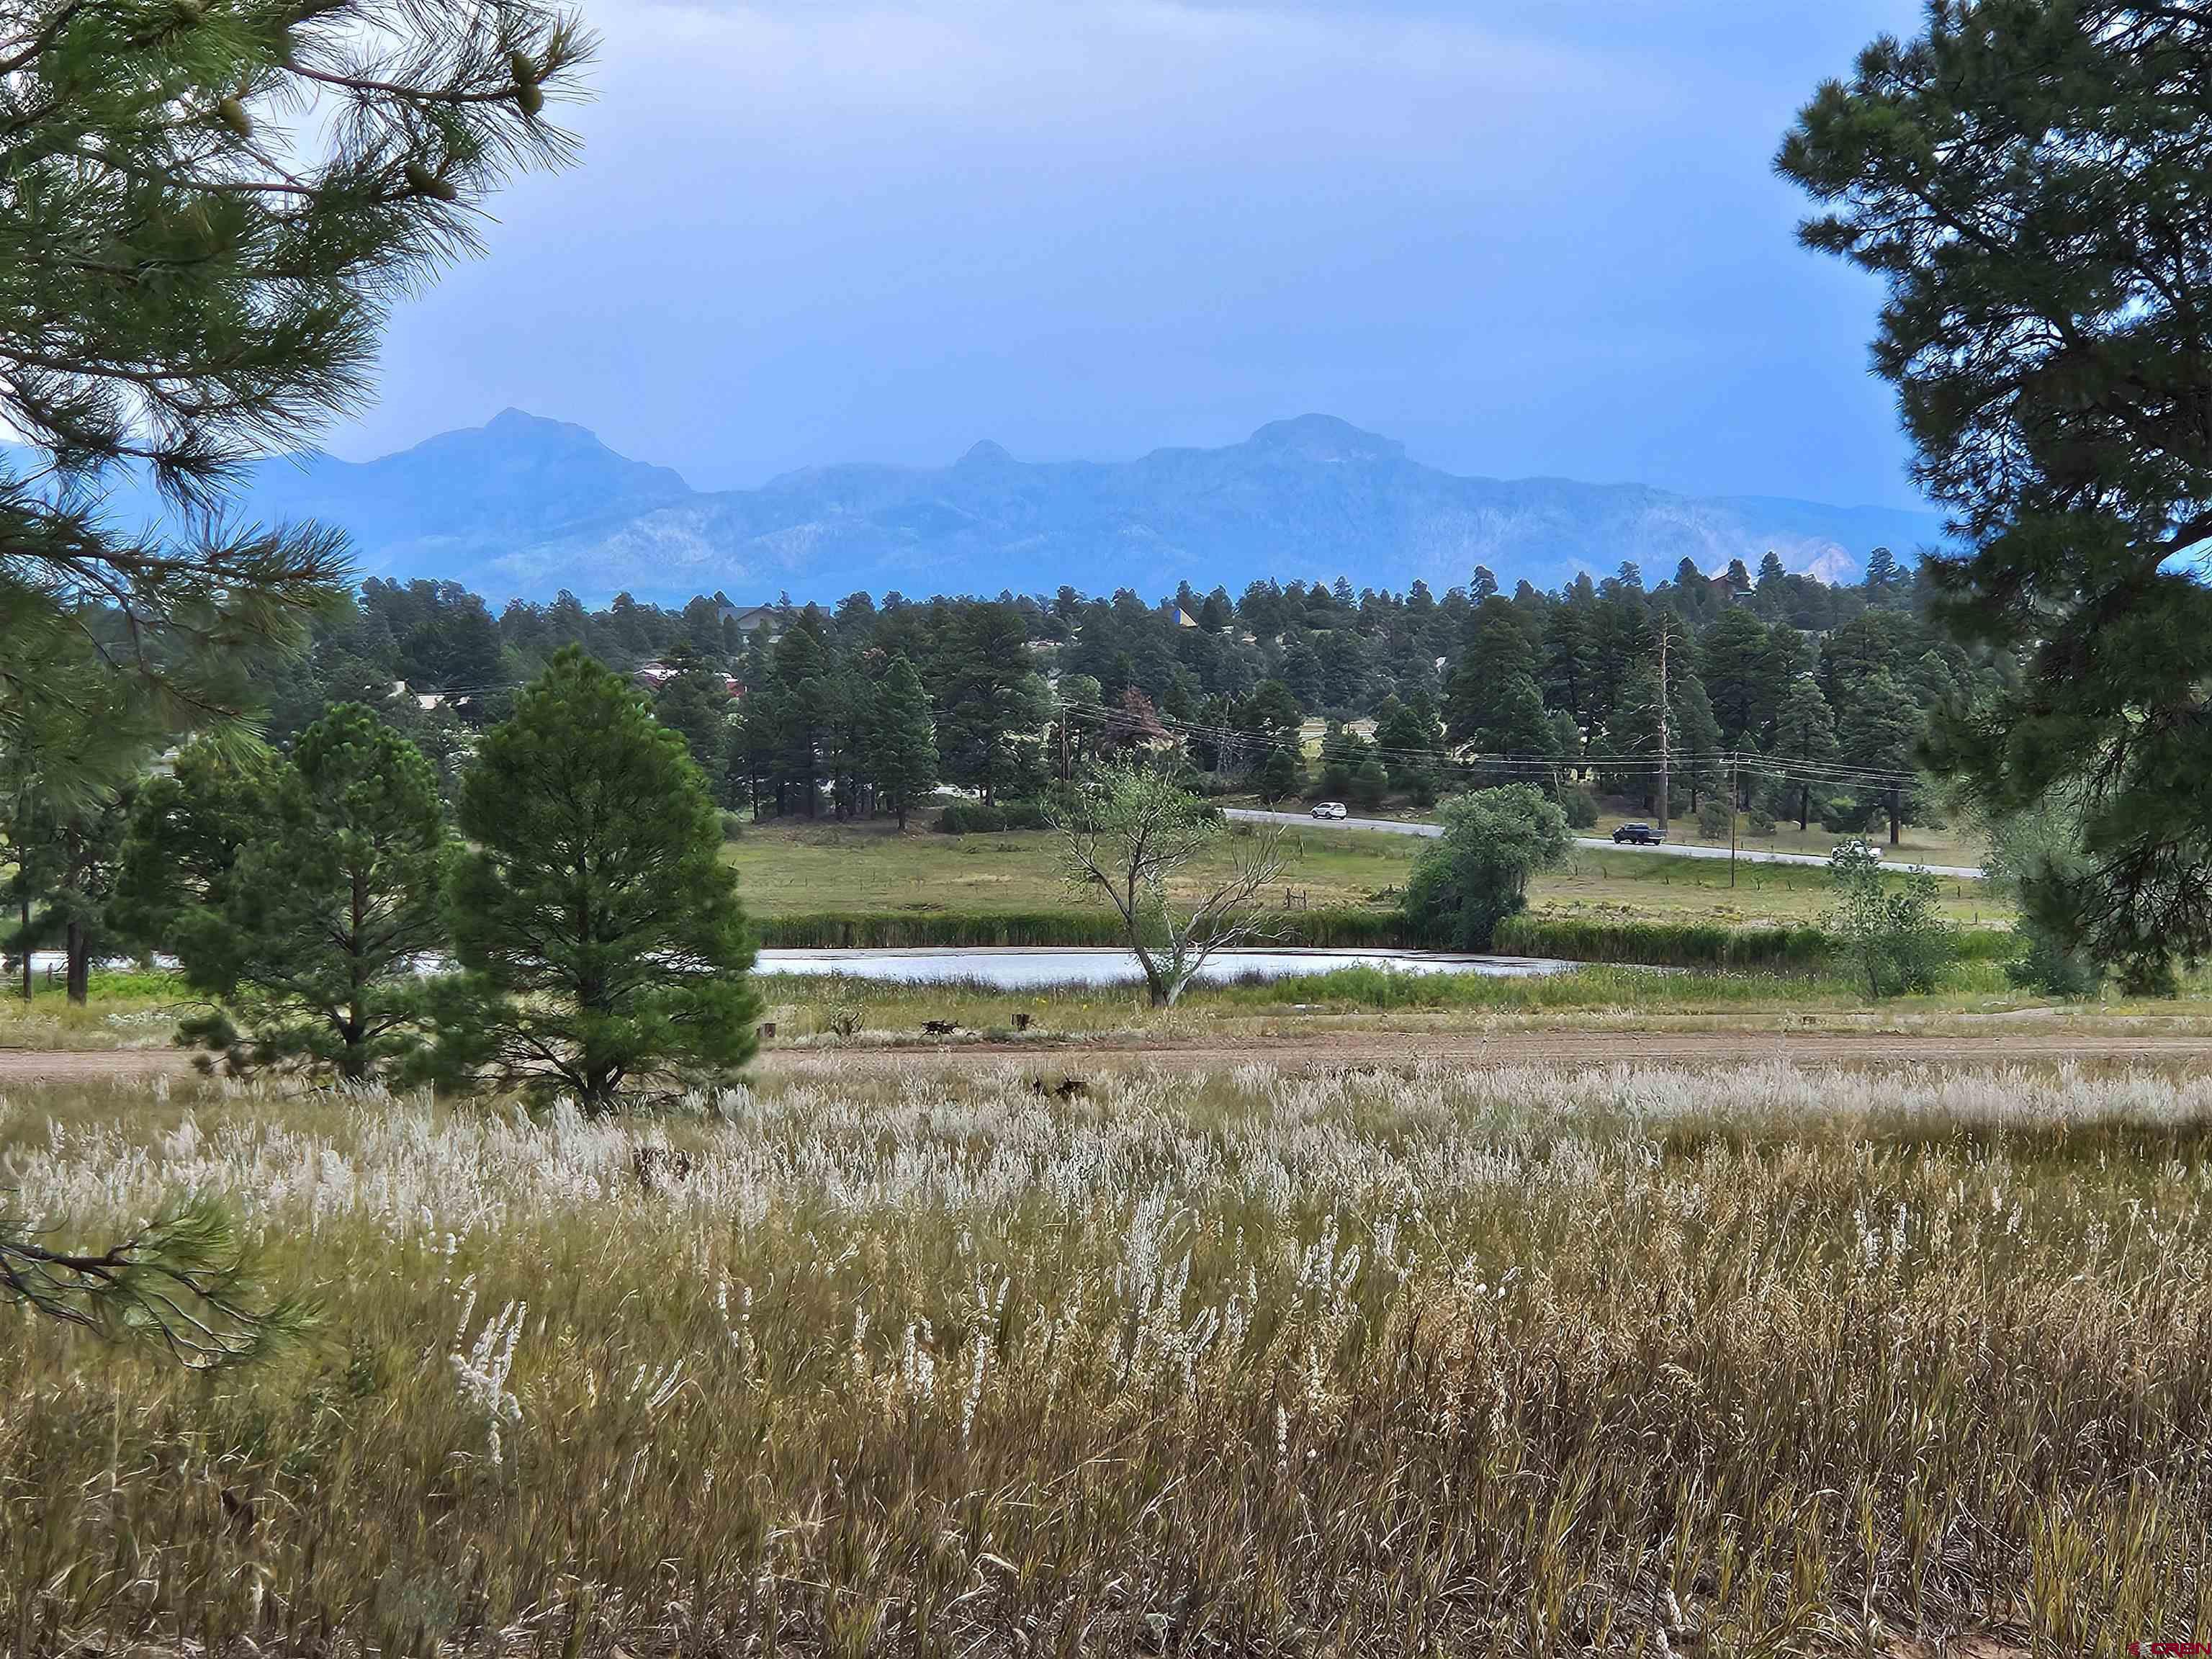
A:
[753, 947, 1575, 989]
[18, 948, 1579, 994]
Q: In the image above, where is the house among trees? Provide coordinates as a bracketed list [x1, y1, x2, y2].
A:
[716, 602, 783, 639]
[631, 662, 740, 696]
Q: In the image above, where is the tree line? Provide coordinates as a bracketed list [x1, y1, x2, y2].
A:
[107, 541, 1980, 851]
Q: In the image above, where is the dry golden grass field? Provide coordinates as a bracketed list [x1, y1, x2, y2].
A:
[5, 1057, 2210, 1653]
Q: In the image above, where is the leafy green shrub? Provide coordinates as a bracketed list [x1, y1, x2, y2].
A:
[816, 989, 863, 1040]
[1558, 786, 1599, 830]
[1696, 799, 1731, 839]
[1351, 756, 1388, 809]
[1825, 842, 1955, 997]
[1748, 809, 1776, 837]
[1403, 786, 1570, 950]
[935, 800, 1051, 834]
[2005, 917, 2104, 998]
[719, 810, 747, 841]
[1820, 796, 1873, 834]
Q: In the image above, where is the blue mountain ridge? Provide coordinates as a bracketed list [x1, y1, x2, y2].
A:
[51, 410, 1949, 605]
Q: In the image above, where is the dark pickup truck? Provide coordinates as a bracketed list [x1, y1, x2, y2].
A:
[1611, 822, 1667, 845]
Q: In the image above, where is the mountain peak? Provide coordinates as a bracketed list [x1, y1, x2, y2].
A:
[485, 406, 559, 433]
[1245, 413, 1405, 464]
[167, 411, 1945, 604]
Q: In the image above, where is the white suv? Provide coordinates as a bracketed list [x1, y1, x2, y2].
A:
[1310, 801, 1349, 820]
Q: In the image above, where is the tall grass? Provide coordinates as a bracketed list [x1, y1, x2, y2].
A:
[3, 1062, 2207, 1650]
[0, 968, 189, 1050]
[763, 908, 2018, 970]
[755, 908, 1410, 950]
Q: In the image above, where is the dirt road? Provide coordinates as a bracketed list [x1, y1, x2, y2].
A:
[6, 1029, 2208, 1087]
[0, 1047, 197, 1082]
[761, 1030, 2212, 1073]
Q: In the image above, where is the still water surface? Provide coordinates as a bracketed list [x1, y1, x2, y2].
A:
[754, 947, 1573, 989]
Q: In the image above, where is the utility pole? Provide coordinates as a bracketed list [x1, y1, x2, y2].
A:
[1656, 627, 1671, 833]
[1728, 750, 1739, 888]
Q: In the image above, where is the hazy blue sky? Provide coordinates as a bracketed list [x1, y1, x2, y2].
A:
[338, 0, 1929, 507]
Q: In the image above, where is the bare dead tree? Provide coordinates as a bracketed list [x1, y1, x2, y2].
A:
[1051, 763, 1290, 1007]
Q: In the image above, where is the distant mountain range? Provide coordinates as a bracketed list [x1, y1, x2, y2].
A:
[72, 410, 1948, 605]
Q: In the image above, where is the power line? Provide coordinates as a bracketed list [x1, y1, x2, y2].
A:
[1051, 699, 1925, 788]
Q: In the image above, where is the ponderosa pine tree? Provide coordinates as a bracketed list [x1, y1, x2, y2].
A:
[1771, 676, 1840, 831]
[654, 660, 737, 788]
[423, 649, 759, 1110]
[1, 642, 160, 1002]
[1838, 668, 1918, 845]
[0, 0, 591, 779]
[168, 706, 450, 1081]
[1670, 665, 1725, 813]
[868, 655, 939, 828]
[113, 739, 276, 951]
[1700, 607, 1781, 752]
[1782, 1, 2212, 984]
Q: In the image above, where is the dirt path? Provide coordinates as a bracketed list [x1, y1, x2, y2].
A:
[0, 1047, 195, 1082]
[6, 1030, 2208, 1087]
[772, 1029, 2212, 1072]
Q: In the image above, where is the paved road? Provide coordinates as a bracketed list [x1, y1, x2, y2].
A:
[1223, 807, 1986, 879]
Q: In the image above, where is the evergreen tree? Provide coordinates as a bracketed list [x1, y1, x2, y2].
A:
[1373, 694, 1442, 803]
[113, 739, 276, 953]
[935, 603, 1046, 805]
[1758, 551, 1786, 588]
[1669, 667, 1725, 812]
[1837, 668, 1918, 845]
[868, 655, 940, 828]
[1771, 677, 1840, 831]
[1318, 723, 1362, 797]
[769, 624, 832, 817]
[1444, 599, 1538, 743]
[423, 649, 760, 1111]
[1908, 647, 1972, 715]
[1, 649, 158, 1002]
[1699, 607, 1781, 752]
[655, 665, 737, 791]
[1542, 602, 1599, 729]
[1350, 753, 1388, 809]
[1782, 2, 2212, 981]
[165, 706, 449, 1081]
[1477, 674, 1558, 762]
[0, 0, 590, 778]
